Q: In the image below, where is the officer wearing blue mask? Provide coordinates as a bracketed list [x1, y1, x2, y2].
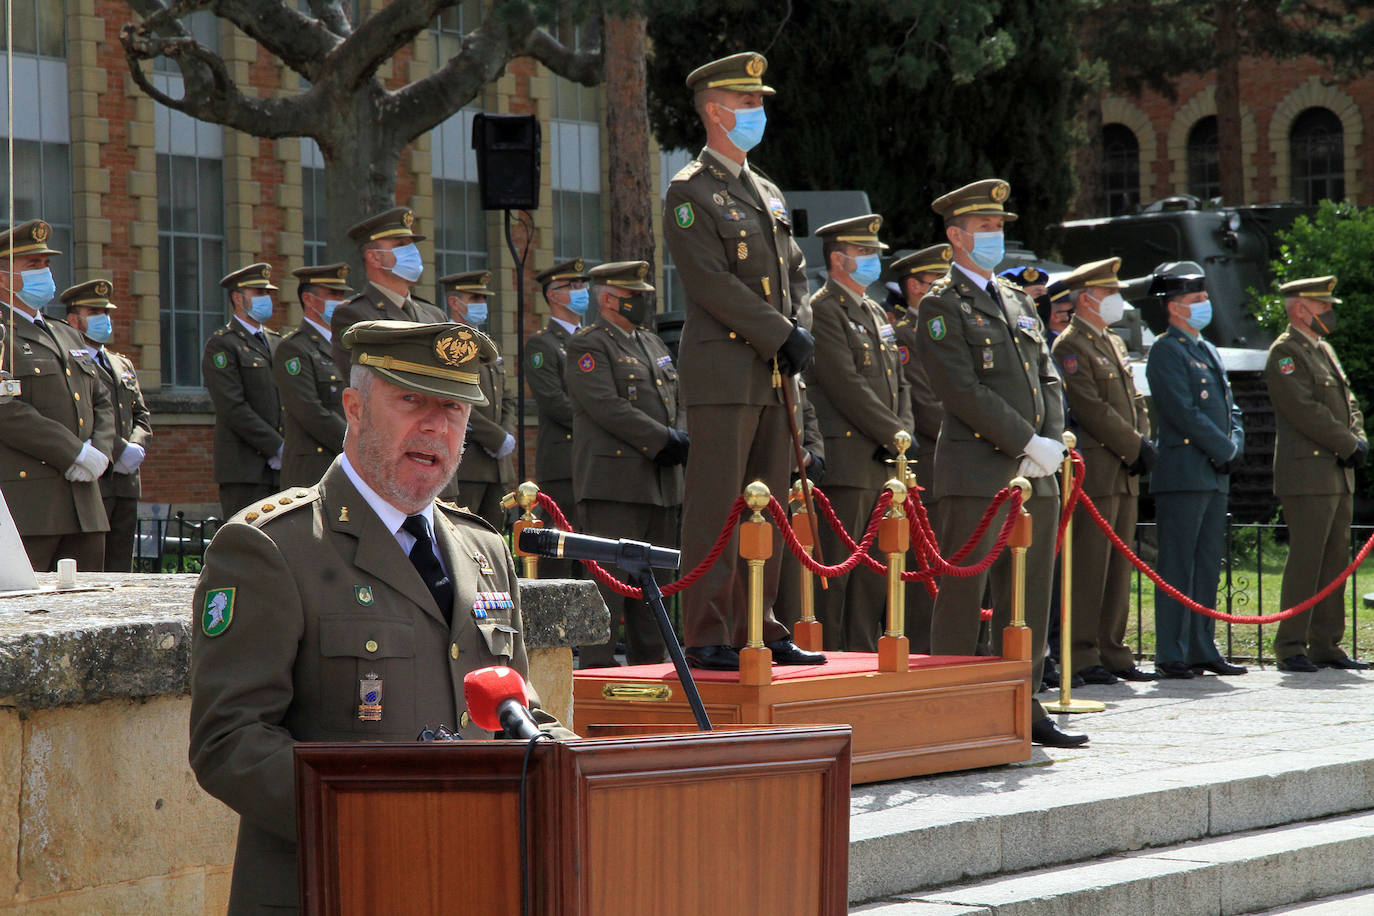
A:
[273, 263, 353, 488]
[441, 269, 517, 532]
[61, 278, 153, 572]
[1145, 260, 1247, 679]
[330, 206, 446, 377]
[805, 215, 912, 651]
[203, 262, 285, 518]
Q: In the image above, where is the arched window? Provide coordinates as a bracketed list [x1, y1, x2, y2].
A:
[1290, 107, 1344, 204]
[1101, 123, 1140, 216]
[1186, 116, 1220, 201]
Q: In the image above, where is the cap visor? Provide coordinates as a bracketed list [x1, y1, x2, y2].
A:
[368, 366, 489, 406]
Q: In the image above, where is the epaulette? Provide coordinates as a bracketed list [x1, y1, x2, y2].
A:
[894, 315, 912, 329]
[436, 499, 500, 536]
[572, 324, 596, 337]
[671, 160, 704, 182]
[929, 276, 953, 295]
[233, 486, 320, 527]
[211, 326, 230, 337]
[811, 287, 830, 303]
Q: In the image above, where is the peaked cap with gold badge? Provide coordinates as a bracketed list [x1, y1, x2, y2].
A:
[291, 262, 353, 293]
[534, 258, 588, 289]
[931, 178, 1019, 223]
[1279, 275, 1341, 305]
[439, 269, 496, 297]
[685, 51, 776, 96]
[814, 214, 890, 250]
[60, 278, 117, 310]
[343, 320, 497, 405]
[347, 206, 425, 245]
[890, 244, 952, 280]
[1062, 257, 1126, 292]
[588, 260, 655, 292]
[0, 219, 62, 259]
[220, 262, 278, 291]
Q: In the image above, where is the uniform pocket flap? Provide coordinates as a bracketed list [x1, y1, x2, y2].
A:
[319, 616, 415, 659]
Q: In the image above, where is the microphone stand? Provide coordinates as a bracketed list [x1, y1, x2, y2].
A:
[615, 556, 712, 731]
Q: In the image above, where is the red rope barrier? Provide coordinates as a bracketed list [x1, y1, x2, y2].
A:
[768, 492, 890, 578]
[1055, 450, 1086, 554]
[809, 487, 890, 575]
[901, 488, 1023, 579]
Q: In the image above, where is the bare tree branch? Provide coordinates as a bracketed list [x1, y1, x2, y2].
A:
[306, 0, 353, 39]
[326, 0, 454, 93]
[206, 0, 340, 80]
[524, 27, 603, 85]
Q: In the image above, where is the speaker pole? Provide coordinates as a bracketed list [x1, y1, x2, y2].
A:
[505, 210, 529, 485]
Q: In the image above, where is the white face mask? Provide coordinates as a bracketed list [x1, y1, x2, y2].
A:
[1098, 292, 1126, 325]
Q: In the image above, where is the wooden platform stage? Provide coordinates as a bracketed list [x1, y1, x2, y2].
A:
[574, 652, 1032, 784]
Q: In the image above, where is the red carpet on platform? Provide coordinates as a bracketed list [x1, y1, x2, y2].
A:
[575, 651, 1000, 683]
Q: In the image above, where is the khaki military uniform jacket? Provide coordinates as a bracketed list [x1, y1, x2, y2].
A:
[894, 316, 943, 481]
[527, 319, 577, 484]
[272, 321, 345, 487]
[329, 281, 446, 376]
[202, 321, 284, 484]
[94, 348, 152, 500]
[458, 355, 518, 486]
[915, 269, 1065, 499]
[663, 149, 807, 407]
[0, 307, 113, 535]
[807, 280, 912, 491]
[1265, 325, 1364, 497]
[1052, 316, 1149, 497]
[189, 460, 569, 912]
[565, 319, 686, 507]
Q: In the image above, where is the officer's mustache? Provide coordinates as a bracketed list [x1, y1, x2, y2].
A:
[401, 435, 456, 468]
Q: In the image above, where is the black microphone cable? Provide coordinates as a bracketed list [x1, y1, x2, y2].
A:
[519, 730, 554, 916]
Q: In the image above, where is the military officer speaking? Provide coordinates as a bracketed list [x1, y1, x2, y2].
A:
[203, 263, 285, 519]
[441, 269, 517, 531]
[526, 258, 591, 577]
[273, 263, 352, 488]
[0, 220, 113, 571]
[565, 261, 688, 666]
[807, 215, 912, 651]
[189, 320, 573, 912]
[1145, 261, 1247, 679]
[329, 206, 446, 376]
[61, 279, 153, 572]
[663, 51, 822, 671]
[915, 179, 1081, 748]
[1051, 258, 1157, 684]
[1265, 276, 1369, 673]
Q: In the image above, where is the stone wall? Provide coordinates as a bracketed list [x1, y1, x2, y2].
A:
[0, 573, 605, 913]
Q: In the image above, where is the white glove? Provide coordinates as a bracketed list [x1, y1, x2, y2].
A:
[64, 463, 96, 482]
[267, 444, 283, 471]
[1023, 434, 1068, 474]
[67, 440, 109, 481]
[496, 433, 517, 459]
[113, 442, 146, 475]
[1017, 456, 1054, 479]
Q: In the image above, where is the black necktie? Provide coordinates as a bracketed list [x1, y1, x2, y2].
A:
[97, 350, 112, 375]
[255, 330, 268, 350]
[402, 514, 454, 622]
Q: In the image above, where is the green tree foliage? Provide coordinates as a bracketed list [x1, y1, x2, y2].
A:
[645, 0, 1080, 252]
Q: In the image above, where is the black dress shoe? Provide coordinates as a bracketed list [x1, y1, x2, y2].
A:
[1277, 654, 1320, 673]
[1156, 661, 1196, 679]
[766, 639, 826, 665]
[1192, 659, 1248, 676]
[1031, 718, 1089, 748]
[1077, 665, 1121, 685]
[685, 645, 740, 671]
[1315, 655, 1371, 670]
[1111, 665, 1161, 682]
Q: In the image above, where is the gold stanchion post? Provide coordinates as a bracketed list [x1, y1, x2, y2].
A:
[506, 481, 544, 579]
[739, 481, 774, 685]
[877, 476, 910, 672]
[1002, 476, 1034, 662]
[1044, 432, 1105, 714]
[788, 480, 823, 652]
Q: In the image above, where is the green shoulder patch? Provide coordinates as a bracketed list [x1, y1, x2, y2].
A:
[927, 316, 947, 341]
[212, 351, 228, 369]
[674, 202, 695, 229]
[530, 351, 544, 369]
[202, 587, 235, 637]
[285, 356, 301, 376]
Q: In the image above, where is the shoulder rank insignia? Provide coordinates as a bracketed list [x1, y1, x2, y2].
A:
[671, 159, 703, 182]
[674, 202, 695, 229]
[1278, 356, 1295, 375]
[202, 587, 235, 637]
[927, 316, 946, 341]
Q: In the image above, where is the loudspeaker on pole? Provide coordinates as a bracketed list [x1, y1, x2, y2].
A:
[471, 113, 540, 211]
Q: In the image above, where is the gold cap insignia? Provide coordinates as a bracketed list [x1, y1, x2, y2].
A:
[32, 222, 49, 242]
[990, 182, 1009, 202]
[941, 247, 953, 262]
[402, 211, 415, 229]
[746, 55, 765, 77]
[573, 258, 585, 272]
[340, 265, 349, 279]
[868, 219, 880, 234]
[436, 329, 480, 366]
[636, 263, 648, 279]
[262, 264, 272, 280]
[95, 281, 110, 296]
[1025, 268, 1040, 283]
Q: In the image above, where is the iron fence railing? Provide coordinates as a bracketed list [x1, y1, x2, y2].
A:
[132, 511, 223, 573]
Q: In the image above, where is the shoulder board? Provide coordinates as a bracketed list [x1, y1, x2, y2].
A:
[572, 325, 596, 337]
[929, 276, 953, 296]
[212, 326, 230, 338]
[233, 486, 321, 528]
[894, 315, 912, 329]
[811, 287, 830, 302]
[436, 499, 500, 536]
[671, 159, 704, 182]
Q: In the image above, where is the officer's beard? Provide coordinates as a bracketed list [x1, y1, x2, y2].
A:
[352, 408, 465, 515]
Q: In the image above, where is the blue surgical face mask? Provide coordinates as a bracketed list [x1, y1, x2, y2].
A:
[1185, 298, 1212, 331]
[969, 232, 1005, 272]
[322, 299, 342, 323]
[724, 105, 767, 153]
[84, 312, 113, 343]
[465, 300, 488, 326]
[389, 243, 424, 283]
[15, 267, 55, 309]
[566, 287, 590, 316]
[249, 294, 274, 322]
[850, 253, 882, 287]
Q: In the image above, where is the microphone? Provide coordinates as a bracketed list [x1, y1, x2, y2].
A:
[518, 527, 680, 571]
[463, 666, 542, 740]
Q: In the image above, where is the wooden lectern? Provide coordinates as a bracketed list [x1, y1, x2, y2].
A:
[295, 725, 852, 915]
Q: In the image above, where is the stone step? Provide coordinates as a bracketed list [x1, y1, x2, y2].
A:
[1243, 887, 1374, 913]
[852, 810, 1374, 916]
[849, 739, 1374, 903]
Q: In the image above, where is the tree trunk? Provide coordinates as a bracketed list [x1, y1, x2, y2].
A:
[1215, 0, 1245, 204]
[320, 84, 407, 276]
[602, 12, 654, 277]
[1071, 92, 1104, 218]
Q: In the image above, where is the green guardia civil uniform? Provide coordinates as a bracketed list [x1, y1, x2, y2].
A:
[1265, 276, 1366, 664]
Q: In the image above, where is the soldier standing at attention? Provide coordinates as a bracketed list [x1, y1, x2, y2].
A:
[203, 263, 285, 519]
[441, 269, 517, 531]
[807, 215, 912, 651]
[273, 263, 352, 488]
[1050, 258, 1157, 684]
[889, 244, 951, 653]
[61, 279, 152, 572]
[330, 206, 446, 376]
[663, 51, 823, 671]
[565, 261, 688, 666]
[0, 220, 113, 571]
[526, 258, 590, 578]
[915, 179, 1082, 748]
[1266, 276, 1369, 673]
[1145, 261, 1247, 679]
